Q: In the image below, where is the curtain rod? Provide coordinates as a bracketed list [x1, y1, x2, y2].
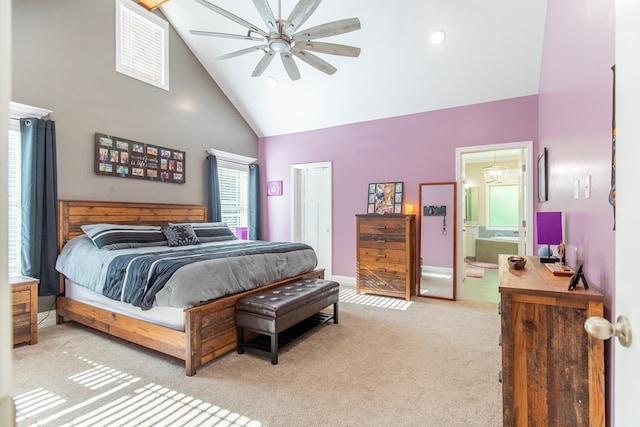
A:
[206, 149, 257, 165]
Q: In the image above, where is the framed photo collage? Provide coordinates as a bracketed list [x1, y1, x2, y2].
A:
[94, 132, 186, 184]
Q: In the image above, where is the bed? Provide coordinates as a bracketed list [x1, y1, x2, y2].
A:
[55, 200, 324, 376]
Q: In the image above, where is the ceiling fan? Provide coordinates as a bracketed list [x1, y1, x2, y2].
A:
[190, 0, 361, 81]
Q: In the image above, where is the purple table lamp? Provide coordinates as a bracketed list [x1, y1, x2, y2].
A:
[536, 211, 562, 263]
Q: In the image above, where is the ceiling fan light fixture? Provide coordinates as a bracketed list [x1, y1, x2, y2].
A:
[430, 29, 446, 45]
[269, 38, 290, 53]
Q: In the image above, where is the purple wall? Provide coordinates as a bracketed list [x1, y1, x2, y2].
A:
[538, 0, 615, 301]
[538, 0, 615, 421]
[421, 184, 455, 269]
[259, 95, 538, 277]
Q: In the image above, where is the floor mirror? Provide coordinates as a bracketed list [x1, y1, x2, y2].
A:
[418, 182, 457, 300]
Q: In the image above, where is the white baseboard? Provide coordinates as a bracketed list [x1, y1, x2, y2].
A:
[329, 275, 356, 288]
[422, 265, 454, 275]
[38, 310, 57, 329]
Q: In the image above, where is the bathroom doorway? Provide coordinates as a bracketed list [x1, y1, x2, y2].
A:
[455, 142, 533, 302]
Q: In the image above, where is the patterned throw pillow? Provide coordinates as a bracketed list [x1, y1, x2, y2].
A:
[162, 224, 200, 247]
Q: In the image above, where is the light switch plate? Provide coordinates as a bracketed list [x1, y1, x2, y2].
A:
[585, 174, 591, 199]
[574, 180, 580, 199]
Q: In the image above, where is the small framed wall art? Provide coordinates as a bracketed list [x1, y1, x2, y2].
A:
[367, 182, 404, 214]
[267, 180, 283, 196]
[538, 147, 548, 202]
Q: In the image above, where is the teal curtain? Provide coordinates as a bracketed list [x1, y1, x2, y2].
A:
[207, 155, 222, 222]
[248, 163, 260, 240]
[20, 118, 59, 296]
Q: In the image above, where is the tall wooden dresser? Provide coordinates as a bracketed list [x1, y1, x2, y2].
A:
[356, 214, 416, 301]
[498, 255, 605, 426]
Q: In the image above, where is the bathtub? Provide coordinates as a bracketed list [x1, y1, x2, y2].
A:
[475, 237, 519, 264]
[491, 236, 519, 242]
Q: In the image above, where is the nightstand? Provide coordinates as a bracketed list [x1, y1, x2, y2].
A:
[10, 275, 39, 345]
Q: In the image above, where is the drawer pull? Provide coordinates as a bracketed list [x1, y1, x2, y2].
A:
[376, 254, 386, 258]
[376, 240, 387, 243]
[377, 268, 387, 272]
[376, 225, 387, 229]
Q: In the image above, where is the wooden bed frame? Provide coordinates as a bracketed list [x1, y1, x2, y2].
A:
[56, 200, 324, 376]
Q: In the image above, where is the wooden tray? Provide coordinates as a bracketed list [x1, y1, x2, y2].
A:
[545, 262, 575, 277]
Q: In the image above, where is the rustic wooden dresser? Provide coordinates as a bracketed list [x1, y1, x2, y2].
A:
[499, 255, 605, 426]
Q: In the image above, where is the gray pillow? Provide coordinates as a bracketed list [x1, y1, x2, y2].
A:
[171, 222, 238, 243]
[82, 223, 168, 250]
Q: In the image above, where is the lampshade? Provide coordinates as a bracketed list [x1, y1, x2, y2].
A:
[536, 212, 563, 244]
[536, 211, 562, 263]
[482, 152, 508, 183]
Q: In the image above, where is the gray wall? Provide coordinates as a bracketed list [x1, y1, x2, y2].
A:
[12, 0, 257, 205]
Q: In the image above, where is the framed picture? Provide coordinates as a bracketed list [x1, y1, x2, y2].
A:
[94, 132, 186, 184]
[367, 182, 403, 214]
[538, 147, 548, 202]
[267, 180, 283, 196]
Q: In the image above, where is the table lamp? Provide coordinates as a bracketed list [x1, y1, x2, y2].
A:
[536, 211, 562, 263]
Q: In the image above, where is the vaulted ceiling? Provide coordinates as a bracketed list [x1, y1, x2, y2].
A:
[160, 0, 547, 137]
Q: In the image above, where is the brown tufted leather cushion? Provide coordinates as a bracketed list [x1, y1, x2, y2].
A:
[236, 279, 339, 335]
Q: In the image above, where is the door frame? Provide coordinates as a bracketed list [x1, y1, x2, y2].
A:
[291, 161, 332, 278]
[455, 141, 533, 298]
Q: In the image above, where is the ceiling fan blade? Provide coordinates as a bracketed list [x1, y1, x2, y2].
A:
[190, 30, 263, 42]
[291, 48, 337, 75]
[280, 52, 301, 80]
[294, 41, 360, 57]
[252, 51, 275, 77]
[215, 45, 266, 60]
[194, 0, 268, 38]
[283, 0, 323, 36]
[252, 0, 278, 34]
[292, 17, 361, 42]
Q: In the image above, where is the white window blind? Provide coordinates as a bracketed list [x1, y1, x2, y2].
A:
[116, 0, 169, 90]
[218, 166, 248, 229]
[8, 118, 21, 275]
[210, 150, 256, 230]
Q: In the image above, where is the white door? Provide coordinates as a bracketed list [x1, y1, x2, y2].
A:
[291, 162, 332, 278]
[613, 0, 640, 423]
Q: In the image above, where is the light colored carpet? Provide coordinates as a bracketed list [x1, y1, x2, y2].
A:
[11, 289, 502, 427]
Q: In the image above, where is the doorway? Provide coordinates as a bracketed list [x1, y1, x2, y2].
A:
[455, 141, 533, 301]
[291, 162, 332, 278]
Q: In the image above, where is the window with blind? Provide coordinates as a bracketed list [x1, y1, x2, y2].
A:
[217, 162, 249, 229]
[487, 183, 519, 230]
[116, 0, 169, 90]
[8, 118, 21, 275]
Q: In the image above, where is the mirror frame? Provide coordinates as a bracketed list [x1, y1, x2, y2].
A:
[417, 182, 457, 300]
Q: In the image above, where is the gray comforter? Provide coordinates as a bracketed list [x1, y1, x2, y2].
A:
[56, 236, 318, 309]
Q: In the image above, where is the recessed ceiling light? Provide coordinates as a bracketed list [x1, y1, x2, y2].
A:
[430, 29, 446, 45]
[266, 76, 278, 87]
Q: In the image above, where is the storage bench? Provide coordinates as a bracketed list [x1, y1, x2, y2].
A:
[236, 278, 339, 364]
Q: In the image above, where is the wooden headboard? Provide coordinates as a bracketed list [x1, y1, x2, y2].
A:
[58, 200, 208, 252]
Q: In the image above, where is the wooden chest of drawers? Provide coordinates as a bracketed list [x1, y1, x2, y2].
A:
[356, 214, 416, 301]
[11, 275, 39, 346]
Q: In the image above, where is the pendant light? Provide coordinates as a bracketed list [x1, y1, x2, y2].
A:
[482, 152, 508, 183]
